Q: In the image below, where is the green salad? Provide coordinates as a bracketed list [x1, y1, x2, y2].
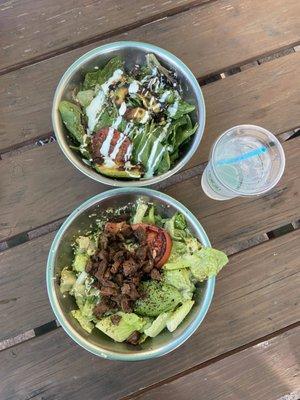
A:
[59, 202, 228, 345]
[58, 54, 198, 179]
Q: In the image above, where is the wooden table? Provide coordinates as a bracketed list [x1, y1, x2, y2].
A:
[1, 1, 300, 399]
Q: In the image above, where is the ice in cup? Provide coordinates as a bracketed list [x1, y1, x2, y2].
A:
[201, 125, 285, 200]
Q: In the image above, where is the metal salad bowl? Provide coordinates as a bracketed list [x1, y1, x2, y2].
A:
[52, 41, 206, 187]
[46, 188, 215, 361]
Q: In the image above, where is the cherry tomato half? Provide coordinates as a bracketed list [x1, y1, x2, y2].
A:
[132, 223, 172, 268]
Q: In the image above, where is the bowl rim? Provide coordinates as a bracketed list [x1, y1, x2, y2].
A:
[46, 188, 215, 361]
[52, 41, 206, 187]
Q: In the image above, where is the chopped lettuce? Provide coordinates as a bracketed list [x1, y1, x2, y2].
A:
[142, 205, 155, 225]
[164, 212, 191, 241]
[95, 312, 146, 342]
[144, 311, 171, 337]
[76, 90, 94, 108]
[134, 281, 182, 317]
[59, 267, 76, 294]
[163, 269, 195, 300]
[72, 252, 90, 272]
[166, 300, 194, 332]
[164, 253, 200, 270]
[132, 202, 148, 224]
[71, 310, 94, 333]
[76, 235, 97, 256]
[190, 248, 228, 281]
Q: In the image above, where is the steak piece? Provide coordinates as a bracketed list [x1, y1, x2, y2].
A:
[123, 258, 138, 276]
[110, 314, 122, 325]
[126, 331, 141, 345]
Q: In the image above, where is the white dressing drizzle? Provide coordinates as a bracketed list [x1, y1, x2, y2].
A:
[128, 81, 139, 94]
[112, 115, 122, 129]
[144, 122, 170, 178]
[119, 101, 127, 116]
[159, 90, 171, 103]
[100, 127, 114, 157]
[86, 69, 123, 132]
[167, 99, 179, 117]
[110, 133, 126, 160]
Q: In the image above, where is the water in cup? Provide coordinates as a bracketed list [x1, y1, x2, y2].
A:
[201, 125, 285, 200]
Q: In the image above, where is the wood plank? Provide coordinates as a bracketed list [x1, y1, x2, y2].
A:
[0, 232, 55, 340]
[1, 133, 299, 243]
[1, 139, 299, 341]
[132, 328, 300, 400]
[1, 230, 299, 399]
[1, 0, 300, 150]
[0, 0, 204, 72]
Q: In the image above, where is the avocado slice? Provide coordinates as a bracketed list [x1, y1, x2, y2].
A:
[94, 164, 142, 179]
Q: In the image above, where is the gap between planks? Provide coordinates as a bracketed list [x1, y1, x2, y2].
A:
[0, 131, 299, 251]
[0, 43, 298, 158]
[0, 0, 216, 77]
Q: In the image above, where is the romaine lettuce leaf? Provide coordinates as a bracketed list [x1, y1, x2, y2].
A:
[163, 269, 195, 299]
[71, 310, 94, 333]
[95, 312, 146, 342]
[60, 267, 76, 294]
[166, 300, 194, 332]
[72, 252, 89, 272]
[190, 248, 228, 281]
[132, 202, 148, 224]
[76, 90, 94, 108]
[144, 312, 171, 337]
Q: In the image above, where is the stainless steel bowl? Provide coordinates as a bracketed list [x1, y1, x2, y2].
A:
[52, 41, 206, 187]
[47, 188, 215, 361]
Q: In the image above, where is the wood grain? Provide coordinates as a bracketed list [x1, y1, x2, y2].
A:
[0, 0, 205, 72]
[1, 0, 300, 150]
[0, 232, 55, 340]
[1, 134, 299, 243]
[1, 229, 299, 399]
[132, 328, 300, 400]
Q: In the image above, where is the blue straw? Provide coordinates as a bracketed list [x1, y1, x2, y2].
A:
[216, 146, 268, 166]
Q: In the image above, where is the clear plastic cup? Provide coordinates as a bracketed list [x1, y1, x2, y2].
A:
[201, 125, 285, 200]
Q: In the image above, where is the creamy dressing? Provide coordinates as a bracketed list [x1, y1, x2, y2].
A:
[128, 81, 139, 94]
[112, 115, 122, 129]
[123, 122, 134, 136]
[145, 122, 171, 178]
[100, 127, 114, 157]
[86, 69, 123, 132]
[119, 101, 127, 116]
[159, 90, 171, 103]
[168, 99, 179, 117]
[124, 143, 133, 161]
[140, 110, 150, 124]
[103, 156, 116, 168]
[110, 133, 126, 159]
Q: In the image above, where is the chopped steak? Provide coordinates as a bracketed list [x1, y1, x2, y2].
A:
[126, 330, 141, 345]
[93, 299, 114, 318]
[88, 220, 159, 315]
[150, 268, 161, 281]
[120, 296, 133, 313]
[110, 314, 122, 325]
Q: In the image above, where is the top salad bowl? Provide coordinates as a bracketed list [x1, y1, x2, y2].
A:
[47, 188, 216, 361]
[52, 41, 206, 186]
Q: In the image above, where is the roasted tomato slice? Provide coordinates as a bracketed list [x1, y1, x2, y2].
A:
[132, 223, 172, 268]
[91, 127, 132, 164]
